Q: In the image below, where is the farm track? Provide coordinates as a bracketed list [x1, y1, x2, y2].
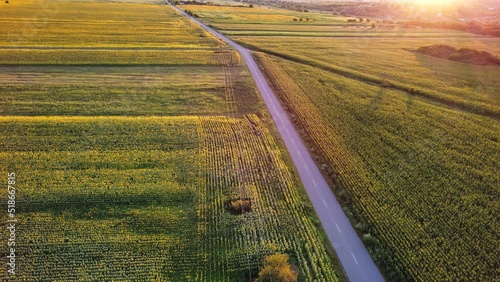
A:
[171, 4, 385, 282]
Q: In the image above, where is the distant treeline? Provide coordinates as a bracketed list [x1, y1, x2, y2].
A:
[174, 0, 205, 5]
[250, 1, 500, 37]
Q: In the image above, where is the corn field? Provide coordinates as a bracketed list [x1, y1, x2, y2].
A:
[256, 53, 500, 282]
[0, 116, 340, 281]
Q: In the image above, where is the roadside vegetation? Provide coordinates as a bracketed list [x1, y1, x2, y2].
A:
[185, 4, 500, 281]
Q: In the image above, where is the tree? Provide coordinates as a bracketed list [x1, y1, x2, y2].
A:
[256, 253, 298, 282]
[249, 4, 253, 8]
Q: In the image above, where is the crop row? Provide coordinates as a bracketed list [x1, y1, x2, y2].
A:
[0, 116, 201, 281]
[199, 115, 339, 281]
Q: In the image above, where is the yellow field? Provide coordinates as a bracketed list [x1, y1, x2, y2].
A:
[184, 4, 346, 25]
[0, 0, 232, 64]
[1, 0, 218, 48]
[0, 115, 341, 281]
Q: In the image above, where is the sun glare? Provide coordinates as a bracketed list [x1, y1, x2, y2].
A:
[411, 0, 461, 7]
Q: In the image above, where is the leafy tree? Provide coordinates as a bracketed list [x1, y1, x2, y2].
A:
[256, 253, 298, 282]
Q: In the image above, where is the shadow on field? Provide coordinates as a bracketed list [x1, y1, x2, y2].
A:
[412, 51, 491, 99]
[19, 192, 197, 236]
[369, 87, 386, 110]
[19, 191, 193, 217]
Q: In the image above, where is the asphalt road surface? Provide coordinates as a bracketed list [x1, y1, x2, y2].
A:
[172, 5, 385, 282]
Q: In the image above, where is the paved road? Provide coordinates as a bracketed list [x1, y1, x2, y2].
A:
[172, 5, 385, 282]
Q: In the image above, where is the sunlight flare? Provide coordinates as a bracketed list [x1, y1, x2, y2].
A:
[410, 0, 463, 7]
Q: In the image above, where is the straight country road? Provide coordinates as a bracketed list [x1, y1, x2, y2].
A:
[172, 4, 385, 282]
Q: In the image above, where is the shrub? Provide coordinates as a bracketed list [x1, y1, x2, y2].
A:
[256, 253, 298, 282]
[414, 44, 500, 66]
[225, 198, 252, 215]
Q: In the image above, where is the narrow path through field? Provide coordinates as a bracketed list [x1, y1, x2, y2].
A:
[171, 4, 385, 282]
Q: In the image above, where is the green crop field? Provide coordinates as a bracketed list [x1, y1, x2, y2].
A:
[0, 0, 342, 281]
[0, 0, 263, 117]
[0, 115, 340, 281]
[186, 4, 500, 282]
[237, 37, 500, 117]
[257, 55, 499, 281]
[1, 0, 216, 48]
[0, 65, 262, 116]
[186, 4, 500, 118]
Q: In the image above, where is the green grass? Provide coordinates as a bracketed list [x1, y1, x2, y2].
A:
[1, 116, 201, 281]
[184, 4, 355, 25]
[0, 1, 229, 68]
[0, 0, 263, 117]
